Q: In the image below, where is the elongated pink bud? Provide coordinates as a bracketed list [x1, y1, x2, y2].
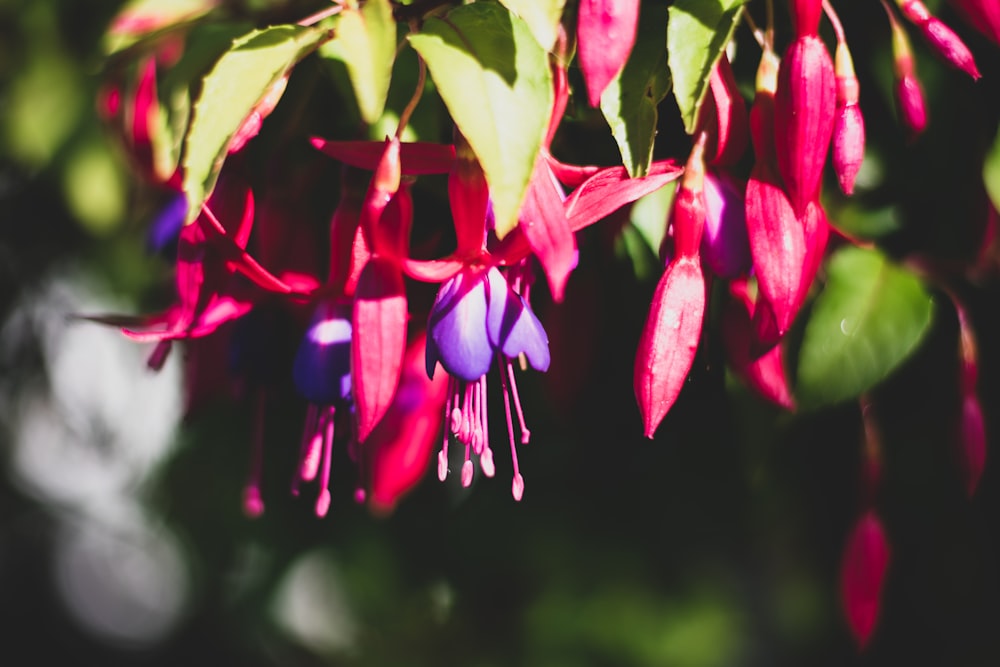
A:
[577, 0, 640, 107]
[888, 5, 929, 138]
[840, 511, 890, 649]
[897, 0, 981, 79]
[950, 0, 1000, 47]
[698, 55, 749, 168]
[775, 35, 836, 217]
[832, 43, 865, 195]
[634, 257, 705, 438]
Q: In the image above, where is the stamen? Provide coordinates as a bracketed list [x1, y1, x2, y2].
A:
[461, 454, 474, 487]
[477, 375, 495, 477]
[314, 405, 336, 518]
[439, 381, 455, 481]
[471, 378, 483, 455]
[505, 359, 532, 444]
[293, 404, 320, 493]
[499, 355, 524, 500]
[242, 389, 267, 518]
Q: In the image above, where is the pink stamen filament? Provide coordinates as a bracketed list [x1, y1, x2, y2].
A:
[505, 359, 532, 444]
[242, 389, 267, 517]
[293, 404, 320, 494]
[498, 355, 524, 498]
[315, 406, 336, 517]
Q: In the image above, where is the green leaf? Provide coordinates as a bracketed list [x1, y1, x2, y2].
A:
[601, 2, 671, 177]
[629, 180, 676, 254]
[795, 246, 935, 409]
[318, 0, 396, 125]
[409, 2, 552, 239]
[667, 0, 745, 134]
[983, 122, 1000, 213]
[498, 0, 565, 51]
[182, 24, 329, 224]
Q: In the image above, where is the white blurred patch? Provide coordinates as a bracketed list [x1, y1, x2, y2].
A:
[0, 266, 189, 645]
[54, 512, 189, 647]
[271, 549, 358, 656]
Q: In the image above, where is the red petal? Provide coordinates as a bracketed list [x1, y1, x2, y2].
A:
[402, 256, 465, 283]
[745, 165, 807, 344]
[577, 0, 640, 107]
[366, 334, 449, 515]
[520, 159, 577, 302]
[699, 55, 749, 168]
[565, 160, 683, 233]
[840, 511, 891, 650]
[352, 257, 408, 442]
[311, 138, 456, 175]
[634, 258, 705, 438]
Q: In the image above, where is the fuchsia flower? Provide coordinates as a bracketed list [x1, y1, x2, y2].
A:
[428, 264, 549, 500]
[697, 54, 749, 169]
[954, 300, 987, 497]
[290, 300, 354, 517]
[828, 2, 866, 197]
[85, 173, 302, 369]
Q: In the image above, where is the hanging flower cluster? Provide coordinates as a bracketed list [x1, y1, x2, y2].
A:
[90, 0, 999, 649]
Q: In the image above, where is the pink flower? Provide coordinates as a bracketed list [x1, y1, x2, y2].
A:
[840, 511, 891, 649]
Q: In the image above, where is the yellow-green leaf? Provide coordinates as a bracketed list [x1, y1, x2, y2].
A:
[498, 0, 565, 51]
[319, 0, 396, 124]
[409, 2, 552, 239]
[667, 0, 744, 134]
[182, 24, 328, 224]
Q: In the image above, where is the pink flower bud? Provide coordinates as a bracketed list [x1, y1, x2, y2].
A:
[832, 43, 866, 195]
[577, 0, 640, 107]
[775, 36, 836, 217]
[634, 257, 705, 438]
[698, 55, 749, 167]
[840, 511, 890, 649]
[898, 0, 981, 79]
[889, 9, 929, 138]
[950, 0, 1000, 47]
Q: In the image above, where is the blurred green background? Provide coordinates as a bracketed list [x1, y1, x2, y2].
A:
[2, 1, 1000, 666]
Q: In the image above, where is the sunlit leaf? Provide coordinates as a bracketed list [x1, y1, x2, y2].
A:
[498, 0, 565, 51]
[983, 123, 1000, 213]
[182, 24, 329, 224]
[409, 2, 552, 239]
[795, 246, 935, 409]
[601, 2, 671, 177]
[667, 0, 745, 134]
[319, 0, 396, 125]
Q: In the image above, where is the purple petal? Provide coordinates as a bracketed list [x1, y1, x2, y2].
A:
[484, 268, 550, 371]
[700, 170, 751, 278]
[427, 269, 493, 382]
[293, 300, 353, 405]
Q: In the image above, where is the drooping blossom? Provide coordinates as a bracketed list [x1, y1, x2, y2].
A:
[428, 263, 550, 500]
[950, 0, 1000, 46]
[896, 0, 981, 79]
[634, 136, 708, 438]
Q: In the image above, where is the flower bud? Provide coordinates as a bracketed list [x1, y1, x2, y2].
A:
[671, 135, 708, 259]
[832, 43, 866, 195]
[698, 55, 749, 167]
[889, 15, 929, 139]
[775, 36, 836, 217]
[898, 0, 981, 79]
[790, 0, 823, 37]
